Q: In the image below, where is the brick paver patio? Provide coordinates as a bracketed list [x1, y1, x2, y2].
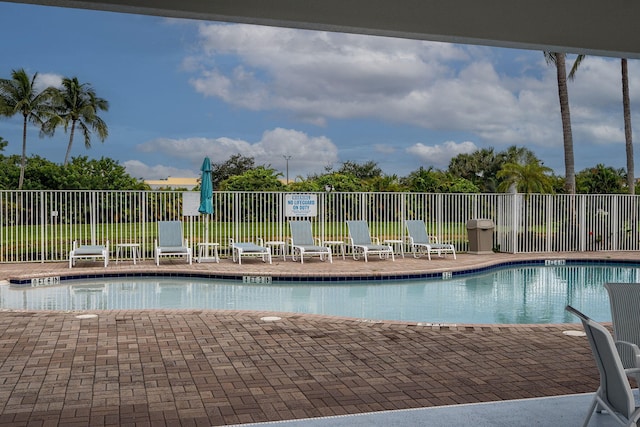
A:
[1, 252, 636, 426]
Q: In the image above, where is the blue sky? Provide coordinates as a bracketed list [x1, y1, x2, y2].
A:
[0, 2, 639, 181]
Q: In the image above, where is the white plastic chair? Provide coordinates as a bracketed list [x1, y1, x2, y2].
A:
[229, 238, 272, 265]
[346, 220, 394, 262]
[154, 221, 192, 265]
[405, 220, 456, 260]
[69, 241, 109, 268]
[566, 305, 640, 427]
[289, 220, 332, 264]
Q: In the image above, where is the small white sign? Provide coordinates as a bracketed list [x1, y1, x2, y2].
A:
[31, 276, 60, 287]
[182, 192, 200, 216]
[285, 194, 318, 217]
[243, 276, 272, 284]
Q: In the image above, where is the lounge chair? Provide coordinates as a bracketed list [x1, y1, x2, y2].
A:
[289, 220, 332, 264]
[604, 283, 640, 385]
[405, 219, 456, 260]
[346, 220, 394, 262]
[154, 221, 192, 265]
[565, 305, 640, 427]
[229, 238, 272, 264]
[69, 240, 109, 268]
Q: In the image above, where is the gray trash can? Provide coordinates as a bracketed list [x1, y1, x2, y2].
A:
[466, 219, 495, 254]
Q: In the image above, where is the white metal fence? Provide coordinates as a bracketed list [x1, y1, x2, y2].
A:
[2, 190, 640, 263]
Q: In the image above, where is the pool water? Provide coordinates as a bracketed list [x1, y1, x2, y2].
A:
[3, 263, 639, 324]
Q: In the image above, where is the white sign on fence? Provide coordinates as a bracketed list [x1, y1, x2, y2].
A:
[285, 194, 318, 217]
[183, 192, 200, 216]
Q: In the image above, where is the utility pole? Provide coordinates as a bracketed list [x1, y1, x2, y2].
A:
[283, 155, 292, 183]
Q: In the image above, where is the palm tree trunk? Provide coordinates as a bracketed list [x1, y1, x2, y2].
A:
[554, 53, 576, 194]
[19, 114, 27, 190]
[64, 120, 77, 166]
[622, 58, 634, 194]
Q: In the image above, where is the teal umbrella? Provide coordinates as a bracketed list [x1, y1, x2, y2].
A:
[198, 157, 213, 215]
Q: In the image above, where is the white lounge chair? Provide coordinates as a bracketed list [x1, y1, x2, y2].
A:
[229, 238, 272, 264]
[566, 305, 640, 427]
[155, 221, 192, 265]
[69, 240, 109, 268]
[346, 220, 394, 262]
[289, 220, 332, 264]
[405, 219, 456, 260]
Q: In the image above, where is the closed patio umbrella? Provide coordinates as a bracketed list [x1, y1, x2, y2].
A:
[198, 157, 214, 256]
[198, 157, 213, 215]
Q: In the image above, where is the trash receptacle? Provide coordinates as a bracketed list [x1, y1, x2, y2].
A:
[466, 219, 495, 254]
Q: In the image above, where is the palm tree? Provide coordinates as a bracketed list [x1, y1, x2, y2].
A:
[0, 68, 56, 189]
[47, 77, 109, 165]
[544, 52, 585, 194]
[621, 58, 634, 194]
[497, 159, 554, 195]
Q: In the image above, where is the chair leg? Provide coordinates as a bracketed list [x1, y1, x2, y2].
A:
[582, 393, 599, 427]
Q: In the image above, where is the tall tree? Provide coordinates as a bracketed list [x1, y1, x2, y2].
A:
[0, 69, 56, 189]
[496, 159, 554, 195]
[576, 164, 626, 194]
[47, 77, 109, 165]
[337, 161, 383, 180]
[544, 52, 585, 194]
[622, 58, 634, 194]
[447, 147, 501, 192]
[210, 154, 255, 189]
[219, 166, 285, 191]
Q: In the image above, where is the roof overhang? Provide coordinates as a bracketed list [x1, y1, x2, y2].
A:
[4, 0, 640, 59]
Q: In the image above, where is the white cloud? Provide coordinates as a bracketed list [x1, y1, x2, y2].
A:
[406, 140, 478, 168]
[35, 73, 63, 91]
[184, 24, 578, 150]
[133, 128, 338, 179]
[182, 23, 640, 175]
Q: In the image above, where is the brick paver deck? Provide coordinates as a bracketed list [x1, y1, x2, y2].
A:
[1, 252, 636, 426]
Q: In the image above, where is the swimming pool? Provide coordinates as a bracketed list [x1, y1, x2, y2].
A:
[3, 263, 638, 324]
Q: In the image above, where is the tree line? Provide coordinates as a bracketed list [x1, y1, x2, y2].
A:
[0, 144, 628, 194]
[0, 140, 632, 193]
[204, 149, 634, 194]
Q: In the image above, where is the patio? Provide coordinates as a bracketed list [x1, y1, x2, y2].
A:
[0, 252, 637, 426]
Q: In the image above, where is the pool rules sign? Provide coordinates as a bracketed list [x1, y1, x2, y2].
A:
[285, 194, 318, 217]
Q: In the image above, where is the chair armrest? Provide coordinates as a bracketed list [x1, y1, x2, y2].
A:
[257, 237, 264, 246]
[314, 237, 322, 245]
[372, 237, 380, 244]
[615, 340, 640, 369]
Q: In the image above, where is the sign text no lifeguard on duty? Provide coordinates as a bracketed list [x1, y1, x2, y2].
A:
[285, 194, 318, 217]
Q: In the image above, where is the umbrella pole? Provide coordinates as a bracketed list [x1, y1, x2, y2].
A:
[205, 214, 209, 245]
